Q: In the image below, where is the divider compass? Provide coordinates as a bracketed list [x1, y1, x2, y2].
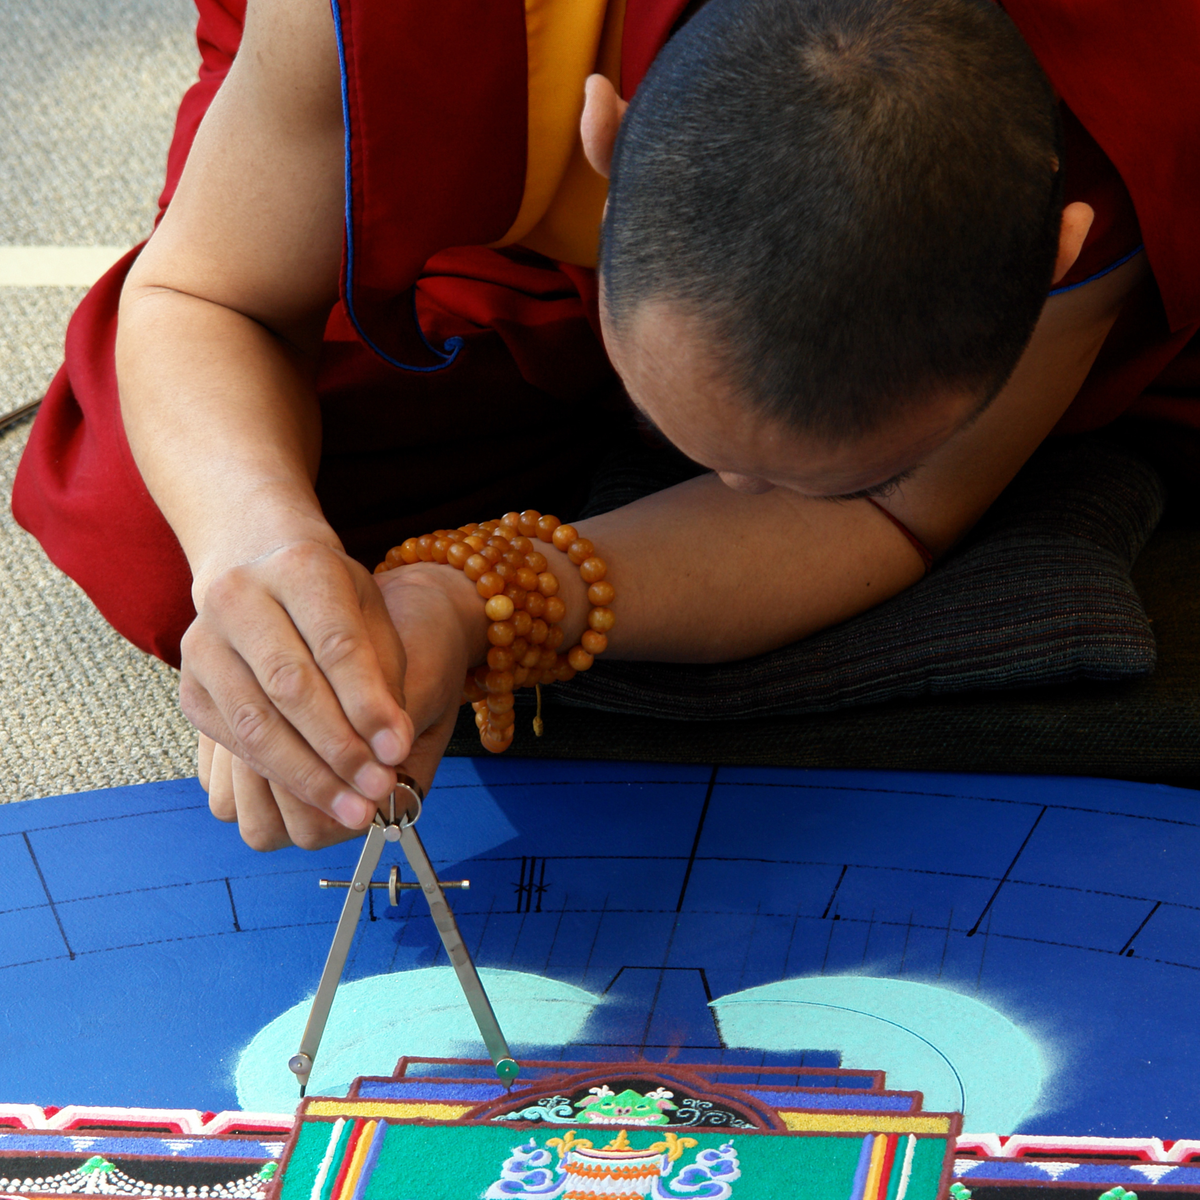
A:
[286, 774, 519, 1095]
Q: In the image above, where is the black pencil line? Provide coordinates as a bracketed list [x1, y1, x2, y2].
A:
[676, 765, 720, 912]
[861, 909, 875, 965]
[898, 910, 914, 976]
[968, 806, 1047, 936]
[821, 865, 849, 919]
[937, 907, 953, 979]
[224, 878, 242, 932]
[1119, 900, 1162, 955]
[820, 913, 837, 975]
[22, 833, 74, 960]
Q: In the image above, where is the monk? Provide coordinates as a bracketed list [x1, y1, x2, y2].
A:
[11, 0, 1199, 850]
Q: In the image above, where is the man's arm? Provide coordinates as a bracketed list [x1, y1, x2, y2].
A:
[116, 0, 421, 843]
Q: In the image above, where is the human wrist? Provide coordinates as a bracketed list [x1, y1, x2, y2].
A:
[378, 511, 616, 753]
[187, 498, 343, 610]
[380, 560, 492, 668]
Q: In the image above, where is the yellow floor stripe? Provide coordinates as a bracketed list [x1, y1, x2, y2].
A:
[0, 246, 127, 287]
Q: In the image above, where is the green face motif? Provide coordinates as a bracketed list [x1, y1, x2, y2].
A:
[575, 1088, 677, 1125]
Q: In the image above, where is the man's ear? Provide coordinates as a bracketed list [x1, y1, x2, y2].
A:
[1052, 201, 1096, 285]
[581, 74, 628, 180]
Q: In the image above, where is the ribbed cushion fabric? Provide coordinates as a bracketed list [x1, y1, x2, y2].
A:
[550, 435, 1165, 720]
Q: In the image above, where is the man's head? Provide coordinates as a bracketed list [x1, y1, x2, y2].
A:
[586, 0, 1086, 497]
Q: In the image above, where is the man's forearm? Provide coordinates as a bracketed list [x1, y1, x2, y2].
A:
[116, 284, 333, 602]
[575, 476, 923, 663]
[571, 254, 1147, 667]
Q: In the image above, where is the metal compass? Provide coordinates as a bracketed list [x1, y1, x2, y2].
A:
[286, 774, 519, 1095]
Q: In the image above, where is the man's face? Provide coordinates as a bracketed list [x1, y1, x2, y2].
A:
[601, 297, 981, 501]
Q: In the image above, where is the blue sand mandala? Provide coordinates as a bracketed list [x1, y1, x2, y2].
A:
[1, 760, 1198, 1135]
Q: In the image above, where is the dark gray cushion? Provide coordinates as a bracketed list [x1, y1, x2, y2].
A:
[550, 434, 1165, 720]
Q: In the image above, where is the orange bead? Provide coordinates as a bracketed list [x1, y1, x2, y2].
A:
[485, 594, 516, 621]
[487, 536, 511, 554]
[384, 546, 404, 569]
[475, 711, 487, 730]
[509, 535, 533, 554]
[529, 619, 549, 645]
[579, 556, 606, 582]
[551, 524, 578, 551]
[536, 572, 559, 597]
[518, 510, 541, 537]
[513, 666, 530, 687]
[587, 580, 615, 606]
[525, 550, 548, 574]
[588, 606, 616, 632]
[464, 534, 486, 551]
[474, 665, 491, 689]
[479, 520, 498, 533]
[568, 645, 594, 671]
[464, 553, 489, 582]
[462, 675, 487, 703]
[417, 534, 436, 562]
[520, 645, 541, 668]
[567, 538, 594, 566]
[481, 726, 513, 754]
[487, 646, 515, 672]
[479, 544, 503, 565]
[494, 561, 517, 582]
[538, 647, 557, 670]
[511, 637, 529, 658]
[515, 566, 540, 591]
[476, 571, 506, 599]
[486, 691, 515, 714]
[582, 629, 608, 655]
[504, 585, 528, 610]
[501, 511, 521, 529]
[472, 699, 487, 714]
[400, 538, 421, 565]
[487, 621, 516, 647]
[536, 514, 561, 542]
[545, 625, 565, 652]
[554, 661, 577, 683]
[524, 592, 547, 619]
[374, 562, 387, 574]
[488, 707, 516, 730]
[430, 537, 450, 564]
[544, 596, 566, 624]
[512, 610, 533, 638]
[485, 668, 515, 693]
[446, 541, 471, 569]
[503, 549, 525, 567]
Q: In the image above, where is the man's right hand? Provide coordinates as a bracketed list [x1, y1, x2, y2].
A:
[182, 536, 415, 846]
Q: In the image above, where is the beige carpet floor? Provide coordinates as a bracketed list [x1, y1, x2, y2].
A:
[0, 0, 200, 801]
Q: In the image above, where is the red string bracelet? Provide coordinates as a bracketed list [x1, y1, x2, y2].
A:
[865, 498, 934, 575]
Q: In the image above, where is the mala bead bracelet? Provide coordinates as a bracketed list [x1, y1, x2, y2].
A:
[377, 510, 615, 754]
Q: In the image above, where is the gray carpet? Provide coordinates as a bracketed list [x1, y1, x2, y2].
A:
[0, 0, 198, 801]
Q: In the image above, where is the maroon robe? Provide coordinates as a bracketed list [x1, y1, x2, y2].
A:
[10, 0, 1199, 666]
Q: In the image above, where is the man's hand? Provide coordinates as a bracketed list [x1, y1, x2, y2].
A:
[198, 558, 487, 850]
[185, 538, 414, 847]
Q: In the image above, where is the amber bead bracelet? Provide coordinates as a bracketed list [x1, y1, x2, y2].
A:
[377, 510, 615, 754]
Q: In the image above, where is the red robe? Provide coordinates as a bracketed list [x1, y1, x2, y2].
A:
[10, 0, 1200, 666]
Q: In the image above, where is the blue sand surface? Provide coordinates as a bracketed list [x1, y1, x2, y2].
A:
[1, 761, 1198, 1135]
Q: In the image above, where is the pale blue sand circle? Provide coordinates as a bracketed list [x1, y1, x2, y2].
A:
[235, 968, 601, 1111]
[710, 975, 1044, 1134]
